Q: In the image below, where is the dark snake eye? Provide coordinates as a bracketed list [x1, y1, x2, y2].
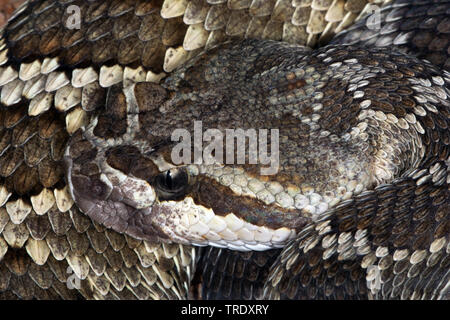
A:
[154, 168, 189, 199]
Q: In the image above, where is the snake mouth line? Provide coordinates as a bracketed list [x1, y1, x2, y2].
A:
[64, 133, 303, 250]
[154, 197, 298, 251]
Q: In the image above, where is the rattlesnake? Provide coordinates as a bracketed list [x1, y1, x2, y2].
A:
[0, 0, 448, 300]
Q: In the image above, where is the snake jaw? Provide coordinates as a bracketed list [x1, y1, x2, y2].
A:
[64, 123, 303, 249]
[65, 132, 300, 249]
[149, 196, 298, 251]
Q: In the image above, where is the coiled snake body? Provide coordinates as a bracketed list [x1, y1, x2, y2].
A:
[0, 0, 448, 300]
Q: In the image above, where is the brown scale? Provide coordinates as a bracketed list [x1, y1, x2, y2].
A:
[3, 199, 194, 299]
[0, 98, 67, 197]
[3, 0, 188, 72]
[0, 249, 80, 299]
[106, 146, 160, 182]
[93, 85, 127, 139]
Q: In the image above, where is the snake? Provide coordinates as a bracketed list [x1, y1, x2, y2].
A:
[0, 0, 448, 300]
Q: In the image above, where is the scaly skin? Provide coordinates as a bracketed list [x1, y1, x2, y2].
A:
[0, 0, 448, 300]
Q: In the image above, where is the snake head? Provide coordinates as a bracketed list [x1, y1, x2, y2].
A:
[64, 75, 309, 250]
[64, 40, 445, 251]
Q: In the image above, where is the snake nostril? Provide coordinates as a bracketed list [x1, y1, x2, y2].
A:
[79, 175, 110, 200]
[92, 181, 103, 196]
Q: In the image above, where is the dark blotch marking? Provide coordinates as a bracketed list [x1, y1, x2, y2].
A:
[67, 131, 98, 163]
[93, 84, 128, 138]
[106, 145, 159, 181]
[188, 176, 310, 230]
[134, 82, 167, 112]
[287, 79, 306, 91]
[71, 174, 111, 202]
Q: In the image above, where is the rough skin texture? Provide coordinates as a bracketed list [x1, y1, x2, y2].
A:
[0, 0, 448, 300]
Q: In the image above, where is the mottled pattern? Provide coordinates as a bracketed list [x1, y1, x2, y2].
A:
[66, 39, 448, 254]
[331, 0, 450, 71]
[2, 0, 390, 74]
[167, 39, 449, 299]
[265, 175, 449, 299]
[0, 0, 448, 301]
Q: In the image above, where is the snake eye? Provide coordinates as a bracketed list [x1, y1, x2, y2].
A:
[154, 168, 189, 199]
